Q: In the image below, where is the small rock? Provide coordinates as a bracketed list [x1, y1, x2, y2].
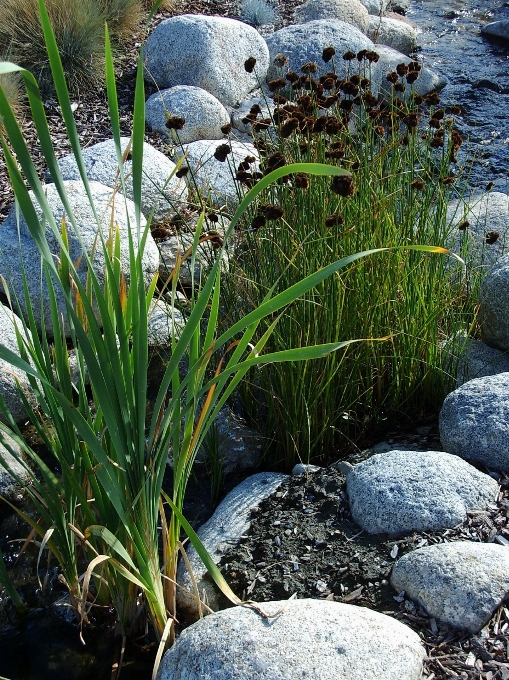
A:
[0, 432, 32, 502]
[391, 542, 509, 633]
[292, 463, 321, 476]
[293, 0, 370, 34]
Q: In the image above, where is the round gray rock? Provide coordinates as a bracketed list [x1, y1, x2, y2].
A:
[265, 20, 373, 83]
[480, 252, 509, 352]
[441, 332, 509, 389]
[346, 449, 499, 534]
[50, 138, 188, 223]
[481, 20, 509, 44]
[439, 373, 509, 471]
[294, 0, 370, 34]
[145, 86, 230, 145]
[359, 0, 390, 13]
[176, 472, 288, 621]
[157, 599, 425, 680]
[447, 192, 509, 281]
[367, 15, 418, 54]
[391, 542, 509, 633]
[0, 303, 35, 425]
[370, 45, 447, 97]
[0, 432, 32, 502]
[175, 139, 259, 208]
[147, 298, 185, 347]
[144, 15, 270, 107]
[0, 181, 159, 334]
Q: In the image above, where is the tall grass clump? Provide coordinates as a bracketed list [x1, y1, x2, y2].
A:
[221, 50, 477, 467]
[0, 2, 446, 665]
[0, 0, 159, 96]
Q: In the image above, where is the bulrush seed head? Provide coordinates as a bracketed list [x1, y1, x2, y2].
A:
[260, 204, 284, 220]
[458, 221, 469, 230]
[410, 179, 425, 190]
[299, 141, 309, 153]
[396, 63, 409, 76]
[450, 105, 462, 115]
[207, 212, 219, 222]
[430, 136, 444, 148]
[268, 78, 287, 92]
[301, 61, 318, 74]
[432, 108, 445, 120]
[250, 104, 262, 115]
[280, 118, 300, 137]
[394, 82, 406, 93]
[341, 81, 359, 96]
[214, 143, 232, 161]
[357, 49, 368, 61]
[386, 72, 399, 84]
[322, 46, 336, 63]
[406, 71, 419, 84]
[414, 94, 425, 105]
[486, 231, 500, 244]
[365, 51, 380, 63]
[403, 113, 418, 129]
[244, 56, 257, 73]
[325, 117, 344, 135]
[252, 118, 272, 131]
[441, 176, 456, 185]
[330, 175, 355, 196]
[486, 182, 495, 191]
[294, 173, 309, 189]
[273, 94, 287, 104]
[286, 71, 300, 83]
[409, 61, 422, 71]
[325, 212, 345, 227]
[426, 92, 441, 106]
[343, 50, 356, 61]
[165, 115, 186, 130]
[266, 151, 286, 171]
[175, 166, 189, 178]
[251, 214, 266, 229]
[221, 123, 232, 134]
[273, 53, 289, 68]
[313, 116, 328, 132]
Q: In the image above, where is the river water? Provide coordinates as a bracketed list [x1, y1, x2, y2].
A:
[408, 0, 509, 191]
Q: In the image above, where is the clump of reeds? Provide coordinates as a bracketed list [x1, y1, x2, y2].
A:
[221, 49, 478, 468]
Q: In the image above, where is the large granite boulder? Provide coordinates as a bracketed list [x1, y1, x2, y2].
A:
[293, 0, 370, 34]
[49, 138, 188, 223]
[0, 432, 32, 502]
[145, 86, 230, 145]
[447, 191, 509, 279]
[175, 139, 259, 208]
[441, 332, 509, 389]
[0, 181, 159, 334]
[176, 472, 288, 621]
[0, 304, 35, 425]
[144, 15, 270, 107]
[391, 542, 509, 633]
[346, 449, 499, 534]
[439, 373, 509, 471]
[367, 15, 418, 54]
[479, 252, 509, 351]
[481, 20, 509, 44]
[157, 599, 425, 680]
[265, 20, 373, 83]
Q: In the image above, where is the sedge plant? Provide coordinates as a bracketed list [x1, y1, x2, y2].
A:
[221, 50, 480, 467]
[0, 0, 452, 656]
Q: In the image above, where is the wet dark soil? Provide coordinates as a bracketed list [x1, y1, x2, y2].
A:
[218, 457, 509, 679]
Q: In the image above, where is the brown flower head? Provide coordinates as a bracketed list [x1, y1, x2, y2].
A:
[486, 231, 500, 245]
[350, 74, 361, 86]
[430, 136, 444, 148]
[294, 173, 309, 189]
[374, 125, 386, 137]
[325, 117, 344, 135]
[320, 77, 336, 91]
[486, 182, 495, 191]
[175, 166, 189, 178]
[340, 99, 354, 112]
[441, 176, 456, 185]
[363, 91, 378, 107]
[214, 143, 231, 161]
[325, 212, 345, 227]
[426, 92, 441, 106]
[406, 71, 419, 84]
[165, 115, 186, 130]
[265, 151, 286, 172]
[361, 77, 371, 89]
[313, 116, 327, 133]
[280, 117, 300, 138]
[220, 123, 232, 135]
[252, 118, 272, 131]
[273, 53, 289, 68]
[244, 56, 257, 73]
[410, 179, 425, 191]
[386, 71, 399, 84]
[351, 161, 360, 170]
[429, 117, 442, 129]
[245, 155, 256, 164]
[408, 61, 422, 72]
[396, 63, 409, 77]
[273, 93, 287, 105]
[268, 77, 287, 92]
[451, 130, 463, 150]
[207, 212, 219, 223]
[301, 61, 318, 74]
[357, 49, 368, 61]
[365, 50, 380, 63]
[341, 81, 359, 97]
[321, 95, 338, 109]
[343, 50, 356, 61]
[400, 134, 409, 146]
[414, 94, 424, 105]
[403, 113, 418, 129]
[286, 70, 300, 83]
[322, 46, 336, 62]
[251, 214, 266, 230]
[458, 220, 469, 231]
[394, 82, 406, 93]
[260, 204, 284, 220]
[450, 105, 462, 115]
[236, 170, 253, 185]
[432, 108, 445, 121]
[330, 175, 355, 196]
[325, 149, 345, 159]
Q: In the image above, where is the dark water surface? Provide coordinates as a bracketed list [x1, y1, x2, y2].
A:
[409, 0, 509, 190]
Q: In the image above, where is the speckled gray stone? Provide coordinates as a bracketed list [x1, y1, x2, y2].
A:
[0, 304, 36, 425]
[359, 0, 391, 13]
[391, 542, 509, 633]
[231, 96, 275, 134]
[439, 373, 509, 471]
[146, 298, 185, 346]
[367, 15, 418, 54]
[144, 15, 270, 107]
[176, 472, 288, 621]
[265, 20, 373, 83]
[481, 20, 509, 44]
[156, 599, 425, 680]
[441, 332, 509, 388]
[346, 450, 499, 534]
[175, 138, 259, 208]
[0, 433, 31, 501]
[49, 138, 188, 223]
[0, 181, 159, 334]
[480, 253, 509, 352]
[447, 192, 509, 280]
[294, 0, 370, 34]
[145, 86, 230, 144]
